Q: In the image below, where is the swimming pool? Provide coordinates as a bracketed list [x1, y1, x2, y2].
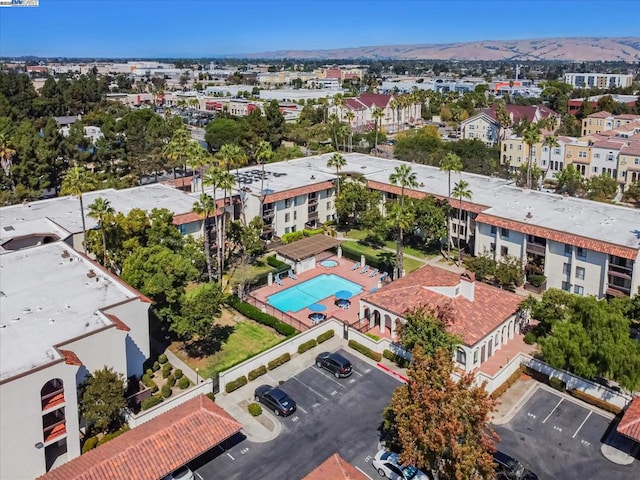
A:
[320, 260, 338, 268]
[267, 274, 363, 313]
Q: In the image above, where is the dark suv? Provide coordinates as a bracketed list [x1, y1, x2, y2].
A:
[493, 450, 538, 480]
[315, 352, 353, 378]
[254, 385, 296, 417]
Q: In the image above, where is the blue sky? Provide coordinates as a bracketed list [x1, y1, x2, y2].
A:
[0, 0, 638, 58]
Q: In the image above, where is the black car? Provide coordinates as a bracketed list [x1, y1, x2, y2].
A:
[254, 385, 296, 416]
[493, 450, 538, 480]
[315, 352, 353, 378]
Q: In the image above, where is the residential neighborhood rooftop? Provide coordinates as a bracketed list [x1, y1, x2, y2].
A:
[0, 243, 139, 381]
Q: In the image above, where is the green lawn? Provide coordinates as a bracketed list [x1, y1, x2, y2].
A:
[342, 240, 424, 273]
[344, 228, 436, 260]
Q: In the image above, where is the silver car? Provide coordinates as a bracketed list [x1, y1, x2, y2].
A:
[372, 449, 430, 480]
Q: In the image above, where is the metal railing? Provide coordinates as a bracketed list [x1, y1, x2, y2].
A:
[244, 295, 309, 332]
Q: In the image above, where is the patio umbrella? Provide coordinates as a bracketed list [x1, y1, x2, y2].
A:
[335, 290, 352, 300]
[308, 303, 327, 312]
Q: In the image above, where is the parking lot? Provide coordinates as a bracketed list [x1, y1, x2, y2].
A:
[195, 349, 401, 479]
[495, 387, 639, 480]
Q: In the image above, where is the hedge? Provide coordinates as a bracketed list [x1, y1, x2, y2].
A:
[248, 365, 268, 381]
[82, 436, 99, 453]
[178, 376, 190, 389]
[248, 403, 263, 416]
[528, 274, 546, 287]
[268, 352, 291, 371]
[225, 376, 248, 393]
[298, 339, 317, 354]
[266, 255, 288, 269]
[303, 227, 324, 236]
[281, 231, 304, 244]
[490, 367, 524, 399]
[549, 376, 566, 392]
[97, 426, 129, 446]
[227, 295, 297, 337]
[158, 354, 168, 364]
[316, 329, 335, 344]
[568, 389, 622, 414]
[383, 349, 410, 368]
[141, 394, 164, 411]
[349, 340, 382, 362]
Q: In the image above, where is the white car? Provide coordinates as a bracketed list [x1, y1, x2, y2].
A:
[372, 449, 430, 480]
[162, 466, 195, 480]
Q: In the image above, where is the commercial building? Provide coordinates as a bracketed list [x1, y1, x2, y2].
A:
[564, 73, 634, 89]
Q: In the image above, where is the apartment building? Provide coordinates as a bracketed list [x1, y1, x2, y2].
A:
[330, 92, 422, 133]
[257, 71, 317, 87]
[460, 112, 500, 147]
[0, 243, 151, 479]
[581, 112, 640, 137]
[501, 134, 573, 181]
[564, 73, 634, 89]
[619, 143, 640, 188]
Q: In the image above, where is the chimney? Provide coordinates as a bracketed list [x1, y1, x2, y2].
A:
[459, 271, 475, 301]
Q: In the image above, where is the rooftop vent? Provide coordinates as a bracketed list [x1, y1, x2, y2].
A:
[61, 250, 70, 258]
[87, 269, 96, 278]
[526, 212, 533, 219]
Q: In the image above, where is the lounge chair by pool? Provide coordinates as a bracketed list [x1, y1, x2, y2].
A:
[288, 270, 297, 280]
[350, 262, 361, 271]
[379, 272, 388, 281]
[360, 265, 370, 274]
[368, 268, 379, 278]
[275, 275, 284, 286]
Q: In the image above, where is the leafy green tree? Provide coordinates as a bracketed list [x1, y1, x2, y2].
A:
[174, 283, 225, 344]
[60, 166, 98, 254]
[204, 118, 244, 152]
[147, 208, 184, 253]
[463, 250, 496, 282]
[203, 166, 235, 281]
[514, 163, 542, 189]
[385, 347, 498, 480]
[121, 245, 198, 328]
[79, 367, 126, 435]
[87, 197, 115, 266]
[452, 179, 472, 265]
[439, 152, 462, 255]
[411, 196, 448, 249]
[622, 180, 640, 205]
[586, 172, 618, 201]
[494, 255, 524, 291]
[555, 164, 584, 196]
[397, 306, 461, 355]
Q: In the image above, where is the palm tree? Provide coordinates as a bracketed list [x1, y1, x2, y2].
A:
[389, 98, 398, 134]
[452, 180, 472, 266]
[203, 166, 235, 281]
[333, 93, 344, 122]
[542, 134, 560, 185]
[439, 152, 463, 257]
[386, 202, 414, 280]
[523, 123, 541, 189]
[372, 107, 385, 154]
[193, 193, 215, 282]
[216, 143, 247, 221]
[327, 153, 347, 197]
[163, 127, 191, 180]
[187, 143, 212, 193]
[345, 110, 355, 152]
[61, 166, 97, 255]
[389, 164, 418, 279]
[87, 197, 114, 267]
[255, 140, 273, 223]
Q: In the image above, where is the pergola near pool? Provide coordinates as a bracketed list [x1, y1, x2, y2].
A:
[274, 235, 343, 274]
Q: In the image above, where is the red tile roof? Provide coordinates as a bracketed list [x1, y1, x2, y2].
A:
[104, 313, 131, 332]
[172, 212, 202, 225]
[304, 454, 368, 480]
[621, 144, 640, 157]
[617, 396, 640, 442]
[58, 349, 82, 366]
[358, 93, 392, 109]
[367, 180, 488, 213]
[362, 265, 522, 346]
[38, 395, 242, 480]
[263, 181, 334, 204]
[615, 114, 640, 120]
[485, 104, 556, 124]
[475, 213, 638, 260]
[587, 111, 613, 119]
[592, 141, 623, 150]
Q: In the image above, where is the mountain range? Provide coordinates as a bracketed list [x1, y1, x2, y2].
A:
[246, 37, 640, 62]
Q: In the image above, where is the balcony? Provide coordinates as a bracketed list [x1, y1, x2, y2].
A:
[308, 195, 318, 206]
[262, 209, 274, 220]
[606, 286, 631, 297]
[308, 209, 319, 220]
[526, 242, 546, 256]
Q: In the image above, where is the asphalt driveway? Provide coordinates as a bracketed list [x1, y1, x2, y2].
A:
[494, 387, 639, 480]
[194, 349, 402, 480]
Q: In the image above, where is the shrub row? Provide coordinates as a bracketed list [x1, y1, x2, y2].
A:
[303, 227, 324, 236]
[266, 255, 288, 268]
[225, 376, 248, 393]
[549, 376, 567, 392]
[281, 231, 304, 244]
[227, 296, 297, 337]
[248, 365, 268, 381]
[316, 329, 334, 344]
[82, 436, 99, 453]
[340, 242, 392, 272]
[248, 403, 263, 416]
[141, 394, 164, 410]
[568, 389, 622, 415]
[382, 349, 410, 368]
[97, 426, 129, 446]
[298, 339, 317, 354]
[349, 340, 382, 362]
[490, 367, 524, 399]
[178, 376, 190, 389]
[268, 352, 291, 370]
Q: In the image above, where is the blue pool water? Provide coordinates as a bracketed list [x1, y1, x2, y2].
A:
[268, 274, 363, 313]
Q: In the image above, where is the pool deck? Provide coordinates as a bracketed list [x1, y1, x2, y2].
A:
[250, 256, 386, 331]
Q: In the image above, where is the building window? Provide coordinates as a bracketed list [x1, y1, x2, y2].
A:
[576, 266, 585, 280]
[490, 226, 497, 235]
[593, 166, 598, 173]
[518, 144, 522, 151]
[579, 151, 587, 158]
[284, 227, 290, 234]
[576, 247, 587, 259]
[562, 263, 570, 274]
[490, 242, 496, 252]
[594, 153, 600, 159]
[494, 334, 499, 347]
[473, 350, 478, 364]
[284, 198, 291, 208]
[564, 244, 572, 256]
[500, 228, 509, 239]
[574, 285, 584, 295]
[554, 148, 561, 155]
[500, 246, 509, 257]
[561, 281, 571, 291]
[509, 144, 513, 150]
[284, 213, 290, 222]
[326, 201, 331, 209]
[293, 211, 297, 221]
[456, 348, 466, 365]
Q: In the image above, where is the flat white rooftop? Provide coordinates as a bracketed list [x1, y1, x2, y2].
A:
[0, 183, 197, 246]
[0, 243, 137, 381]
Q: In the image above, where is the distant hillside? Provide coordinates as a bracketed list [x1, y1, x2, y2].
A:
[246, 37, 640, 62]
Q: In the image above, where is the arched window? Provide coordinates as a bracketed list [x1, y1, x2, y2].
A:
[41, 379, 64, 411]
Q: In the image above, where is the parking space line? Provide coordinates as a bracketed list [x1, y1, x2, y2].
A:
[226, 452, 235, 460]
[196, 473, 204, 480]
[572, 411, 592, 438]
[353, 370, 364, 377]
[291, 376, 329, 401]
[297, 405, 308, 414]
[356, 466, 374, 480]
[542, 398, 563, 424]
[316, 368, 347, 388]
